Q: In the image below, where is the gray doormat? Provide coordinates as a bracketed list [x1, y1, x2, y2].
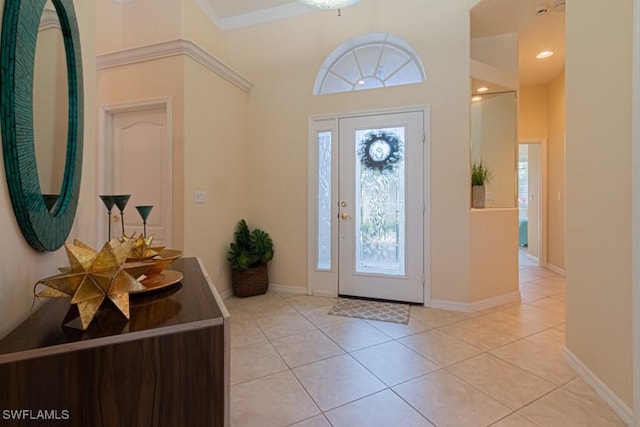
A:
[328, 298, 410, 324]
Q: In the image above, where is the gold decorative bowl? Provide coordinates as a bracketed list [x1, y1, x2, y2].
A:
[124, 249, 183, 281]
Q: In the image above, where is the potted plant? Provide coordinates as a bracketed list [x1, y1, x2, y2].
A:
[227, 219, 274, 297]
[471, 159, 492, 208]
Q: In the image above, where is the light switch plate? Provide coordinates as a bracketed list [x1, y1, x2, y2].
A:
[194, 190, 207, 203]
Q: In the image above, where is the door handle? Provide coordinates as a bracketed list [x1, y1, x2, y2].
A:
[340, 213, 352, 220]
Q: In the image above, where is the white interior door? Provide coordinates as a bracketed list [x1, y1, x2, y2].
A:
[107, 106, 172, 246]
[338, 112, 424, 303]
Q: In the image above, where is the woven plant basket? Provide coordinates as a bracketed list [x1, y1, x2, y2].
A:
[232, 263, 269, 297]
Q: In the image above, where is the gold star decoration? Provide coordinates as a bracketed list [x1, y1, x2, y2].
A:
[121, 233, 164, 262]
[35, 239, 146, 329]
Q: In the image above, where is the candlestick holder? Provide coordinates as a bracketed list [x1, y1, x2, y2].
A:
[135, 205, 153, 238]
[99, 195, 115, 241]
[112, 195, 131, 237]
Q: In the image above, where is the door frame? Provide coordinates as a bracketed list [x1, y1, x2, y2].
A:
[306, 105, 431, 307]
[518, 138, 548, 268]
[97, 97, 173, 246]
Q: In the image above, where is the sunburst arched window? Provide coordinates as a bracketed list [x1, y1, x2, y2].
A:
[314, 33, 426, 95]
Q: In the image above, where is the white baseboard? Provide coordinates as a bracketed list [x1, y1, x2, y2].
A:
[268, 283, 308, 295]
[564, 347, 634, 426]
[220, 288, 233, 300]
[547, 263, 566, 276]
[431, 291, 521, 313]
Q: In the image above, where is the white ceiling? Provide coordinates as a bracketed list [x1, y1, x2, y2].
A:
[200, 0, 565, 87]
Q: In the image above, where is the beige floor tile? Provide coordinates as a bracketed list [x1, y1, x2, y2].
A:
[300, 306, 359, 329]
[271, 330, 344, 368]
[325, 389, 433, 427]
[321, 320, 392, 352]
[490, 340, 575, 385]
[393, 370, 511, 427]
[437, 318, 518, 351]
[492, 413, 538, 426]
[230, 342, 288, 385]
[447, 353, 556, 410]
[399, 329, 482, 367]
[519, 290, 547, 303]
[230, 319, 269, 348]
[293, 354, 386, 411]
[554, 323, 566, 332]
[351, 341, 439, 386]
[231, 370, 320, 427]
[409, 307, 469, 329]
[527, 297, 566, 315]
[228, 307, 254, 324]
[290, 414, 332, 427]
[241, 293, 297, 318]
[256, 312, 317, 340]
[365, 316, 426, 339]
[501, 304, 565, 327]
[285, 294, 336, 311]
[473, 311, 548, 339]
[518, 378, 626, 426]
[523, 328, 565, 351]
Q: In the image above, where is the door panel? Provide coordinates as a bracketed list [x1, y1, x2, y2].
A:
[110, 107, 172, 246]
[338, 111, 424, 303]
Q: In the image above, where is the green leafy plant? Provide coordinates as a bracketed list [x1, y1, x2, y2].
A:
[471, 159, 492, 186]
[227, 219, 274, 271]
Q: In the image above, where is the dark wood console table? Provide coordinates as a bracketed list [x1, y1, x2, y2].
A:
[0, 257, 230, 426]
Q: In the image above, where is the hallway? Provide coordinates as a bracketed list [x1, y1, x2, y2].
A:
[226, 262, 624, 426]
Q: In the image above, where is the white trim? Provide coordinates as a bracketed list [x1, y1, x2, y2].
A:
[307, 106, 430, 305]
[632, 0, 640, 425]
[97, 97, 174, 247]
[431, 291, 520, 313]
[213, 3, 315, 31]
[547, 263, 566, 277]
[111, 0, 136, 3]
[39, 9, 60, 31]
[519, 138, 549, 269]
[220, 288, 233, 300]
[96, 39, 253, 93]
[564, 348, 634, 426]
[194, 0, 221, 29]
[268, 283, 308, 295]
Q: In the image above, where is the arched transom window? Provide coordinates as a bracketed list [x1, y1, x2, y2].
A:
[314, 33, 426, 95]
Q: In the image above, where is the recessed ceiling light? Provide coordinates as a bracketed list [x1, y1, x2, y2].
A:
[477, 86, 489, 93]
[471, 96, 482, 102]
[536, 50, 554, 59]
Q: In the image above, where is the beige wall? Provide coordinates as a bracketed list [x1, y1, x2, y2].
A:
[566, 0, 633, 408]
[0, 0, 97, 339]
[181, 0, 222, 55]
[519, 85, 548, 139]
[219, 0, 479, 301]
[519, 79, 565, 270]
[183, 59, 250, 294]
[547, 72, 565, 270]
[96, 0, 182, 54]
[469, 209, 519, 302]
[96, 57, 186, 251]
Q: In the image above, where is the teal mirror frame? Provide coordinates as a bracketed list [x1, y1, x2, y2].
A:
[0, 0, 83, 251]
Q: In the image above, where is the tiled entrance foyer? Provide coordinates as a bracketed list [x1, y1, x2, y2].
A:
[226, 261, 625, 426]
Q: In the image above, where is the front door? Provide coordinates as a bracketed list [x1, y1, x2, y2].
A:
[338, 111, 424, 303]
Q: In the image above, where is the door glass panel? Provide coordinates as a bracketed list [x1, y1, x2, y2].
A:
[354, 128, 405, 276]
[317, 131, 332, 270]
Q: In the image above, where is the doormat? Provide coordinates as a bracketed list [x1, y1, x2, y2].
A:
[328, 298, 410, 325]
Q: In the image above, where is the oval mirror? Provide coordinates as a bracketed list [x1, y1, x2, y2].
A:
[34, 0, 68, 211]
[0, 0, 83, 251]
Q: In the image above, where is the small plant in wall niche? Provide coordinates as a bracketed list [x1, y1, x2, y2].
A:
[471, 159, 492, 208]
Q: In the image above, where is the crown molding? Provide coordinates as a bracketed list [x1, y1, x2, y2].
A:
[39, 8, 61, 31]
[96, 39, 253, 93]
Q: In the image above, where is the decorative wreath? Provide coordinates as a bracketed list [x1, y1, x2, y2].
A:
[358, 131, 403, 172]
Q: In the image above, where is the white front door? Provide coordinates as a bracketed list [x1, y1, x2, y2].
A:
[338, 112, 424, 303]
[104, 106, 172, 246]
